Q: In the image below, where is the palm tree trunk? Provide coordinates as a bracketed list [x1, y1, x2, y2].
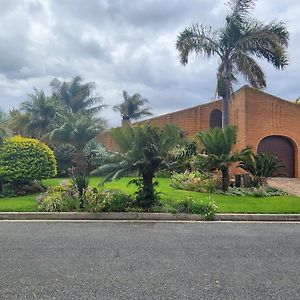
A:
[73, 150, 88, 175]
[222, 77, 231, 128]
[141, 172, 156, 209]
[221, 166, 229, 192]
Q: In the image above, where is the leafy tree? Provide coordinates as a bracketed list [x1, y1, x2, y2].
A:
[21, 89, 59, 139]
[50, 76, 105, 116]
[239, 152, 284, 187]
[197, 126, 251, 191]
[176, 0, 289, 127]
[92, 124, 183, 210]
[113, 90, 152, 122]
[50, 111, 105, 175]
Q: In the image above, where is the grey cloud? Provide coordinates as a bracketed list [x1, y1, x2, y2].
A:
[0, 0, 299, 128]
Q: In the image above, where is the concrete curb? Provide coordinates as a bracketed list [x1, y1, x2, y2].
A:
[1, 212, 300, 221]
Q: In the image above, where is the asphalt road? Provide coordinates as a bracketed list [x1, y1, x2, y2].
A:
[0, 221, 299, 300]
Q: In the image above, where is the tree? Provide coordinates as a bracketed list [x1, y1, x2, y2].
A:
[21, 89, 59, 139]
[176, 0, 289, 127]
[239, 152, 284, 187]
[197, 126, 251, 191]
[113, 90, 152, 122]
[50, 111, 105, 175]
[92, 124, 183, 210]
[0, 111, 9, 144]
[50, 76, 105, 116]
[7, 109, 30, 136]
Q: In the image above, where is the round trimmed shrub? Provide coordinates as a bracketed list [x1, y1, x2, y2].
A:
[0, 136, 57, 184]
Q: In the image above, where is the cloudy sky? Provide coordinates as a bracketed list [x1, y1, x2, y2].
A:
[0, 0, 299, 127]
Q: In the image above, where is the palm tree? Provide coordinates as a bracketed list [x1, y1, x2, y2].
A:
[176, 0, 289, 127]
[50, 76, 105, 116]
[0, 111, 9, 144]
[7, 109, 30, 136]
[50, 111, 105, 175]
[21, 89, 59, 139]
[92, 124, 183, 209]
[197, 126, 251, 191]
[113, 90, 152, 123]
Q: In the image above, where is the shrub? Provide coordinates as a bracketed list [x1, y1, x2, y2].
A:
[85, 188, 133, 212]
[175, 197, 217, 220]
[0, 136, 57, 187]
[170, 171, 218, 193]
[37, 180, 79, 212]
[224, 186, 287, 197]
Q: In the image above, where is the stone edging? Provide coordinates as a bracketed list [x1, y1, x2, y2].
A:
[1, 212, 300, 221]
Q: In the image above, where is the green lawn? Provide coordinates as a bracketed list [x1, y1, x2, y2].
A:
[1, 177, 300, 213]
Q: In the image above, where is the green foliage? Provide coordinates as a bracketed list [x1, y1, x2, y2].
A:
[170, 171, 219, 193]
[239, 153, 284, 187]
[50, 76, 105, 116]
[85, 188, 133, 212]
[53, 144, 75, 177]
[71, 174, 89, 208]
[37, 180, 80, 212]
[0, 136, 57, 185]
[175, 196, 218, 220]
[197, 126, 251, 191]
[113, 90, 152, 121]
[0, 111, 9, 142]
[92, 124, 184, 209]
[224, 186, 287, 197]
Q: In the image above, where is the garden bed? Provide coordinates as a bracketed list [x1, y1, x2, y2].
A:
[1, 177, 300, 214]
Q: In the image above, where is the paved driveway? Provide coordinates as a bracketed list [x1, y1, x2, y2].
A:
[268, 177, 300, 196]
[1, 221, 299, 299]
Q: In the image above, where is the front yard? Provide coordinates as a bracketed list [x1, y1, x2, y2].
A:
[0, 177, 299, 213]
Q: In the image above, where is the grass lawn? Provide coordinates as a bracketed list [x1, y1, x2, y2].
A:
[0, 177, 299, 213]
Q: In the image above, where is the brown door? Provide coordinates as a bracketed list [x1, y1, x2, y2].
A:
[257, 136, 295, 178]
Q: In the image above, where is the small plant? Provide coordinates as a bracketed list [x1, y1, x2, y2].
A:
[239, 153, 284, 187]
[37, 181, 80, 212]
[84, 188, 133, 212]
[175, 196, 217, 220]
[170, 171, 218, 193]
[71, 174, 89, 209]
[224, 186, 287, 197]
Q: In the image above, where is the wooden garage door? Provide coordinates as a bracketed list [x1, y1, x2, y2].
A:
[257, 136, 295, 178]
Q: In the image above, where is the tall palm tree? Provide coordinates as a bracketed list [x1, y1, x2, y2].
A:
[21, 89, 59, 139]
[197, 126, 251, 191]
[113, 90, 152, 122]
[176, 0, 289, 127]
[50, 76, 105, 116]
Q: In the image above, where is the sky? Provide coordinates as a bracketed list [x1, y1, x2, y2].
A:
[0, 0, 299, 127]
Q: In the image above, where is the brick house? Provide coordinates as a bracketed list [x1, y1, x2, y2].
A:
[100, 85, 300, 178]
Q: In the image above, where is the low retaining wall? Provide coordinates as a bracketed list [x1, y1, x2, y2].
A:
[1, 212, 300, 221]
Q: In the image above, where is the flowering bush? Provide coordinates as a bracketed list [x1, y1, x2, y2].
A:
[175, 196, 218, 220]
[170, 171, 219, 193]
[37, 180, 79, 212]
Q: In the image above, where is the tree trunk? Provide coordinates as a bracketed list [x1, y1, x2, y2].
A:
[222, 94, 229, 128]
[73, 150, 88, 175]
[141, 172, 156, 209]
[221, 167, 229, 192]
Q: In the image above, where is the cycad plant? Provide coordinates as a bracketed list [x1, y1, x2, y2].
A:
[197, 126, 251, 191]
[92, 124, 183, 210]
[239, 152, 284, 187]
[50, 111, 105, 175]
[176, 0, 289, 127]
[0, 111, 9, 144]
